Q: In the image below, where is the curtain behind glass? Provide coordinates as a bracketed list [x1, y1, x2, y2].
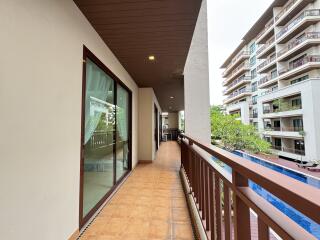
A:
[116, 86, 128, 141]
[85, 59, 113, 144]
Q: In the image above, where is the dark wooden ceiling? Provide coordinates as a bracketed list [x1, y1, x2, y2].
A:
[74, 0, 202, 112]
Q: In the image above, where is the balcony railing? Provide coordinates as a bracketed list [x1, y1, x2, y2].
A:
[223, 51, 250, 76]
[278, 55, 320, 75]
[226, 88, 251, 100]
[250, 112, 258, 118]
[264, 126, 303, 132]
[263, 104, 302, 114]
[257, 55, 276, 71]
[223, 76, 251, 94]
[257, 18, 274, 40]
[257, 37, 275, 56]
[277, 32, 320, 57]
[272, 145, 306, 155]
[258, 72, 278, 86]
[180, 134, 317, 240]
[275, 0, 299, 22]
[276, 9, 320, 39]
[223, 61, 250, 85]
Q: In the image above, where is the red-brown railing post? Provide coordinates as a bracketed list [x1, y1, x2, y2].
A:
[223, 182, 232, 240]
[258, 216, 270, 240]
[205, 164, 210, 230]
[232, 171, 251, 240]
[209, 170, 215, 240]
[214, 174, 222, 240]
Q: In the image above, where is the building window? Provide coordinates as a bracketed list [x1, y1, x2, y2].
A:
[252, 95, 258, 105]
[291, 98, 302, 107]
[293, 119, 303, 131]
[270, 69, 278, 79]
[251, 82, 258, 92]
[291, 75, 308, 85]
[294, 140, 305, 155]
[250, 42, 256, 54]
[251, 68, 257, 79]
[250, 56, 256, 66]
[274, 138, 282, 150]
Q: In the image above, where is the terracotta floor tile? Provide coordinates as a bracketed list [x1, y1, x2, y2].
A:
[80, 142, 194, 240]
[173, 223, 194, 240]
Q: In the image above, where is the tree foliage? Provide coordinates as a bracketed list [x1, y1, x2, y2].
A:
[211, 106, 270, 153]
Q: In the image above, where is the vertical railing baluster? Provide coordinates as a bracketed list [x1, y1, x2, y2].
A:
[258, 216, 269, 240]
[199, 157, 203, 212]
[201, 159, 205, 220]
[204, 164, 210, 230]
[209, 170, 215, 240]
[214, 174, 222, 240]
[233, 171, 251, 240]
[223, 182, 232, 240]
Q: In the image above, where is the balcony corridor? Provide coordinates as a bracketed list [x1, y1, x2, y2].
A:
[80, 141, 194, 240]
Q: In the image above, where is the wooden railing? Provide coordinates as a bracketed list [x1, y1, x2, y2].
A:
[180, 134, 319, 240]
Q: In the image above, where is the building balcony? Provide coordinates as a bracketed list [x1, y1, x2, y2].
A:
[278, 55, 320, 80]
[180, 135, 318, 240]
[277, 32, 320, 61]
[223, 62, 250, 86]
[262, 105, 302, 119]
[223, 76, 251, 95]
[275, 0, 315, 26]
[258, 74, 279, 89]
[257, 37, 276, 59]
[276, 9, 320, 44]
[263, 127, 304, 138]
[222, 51, 250, 77]
[272, 145, 306, 156]
[256, 19, 274, 44]
[257, 56, 277, 74]
[223, 89, 251, 104]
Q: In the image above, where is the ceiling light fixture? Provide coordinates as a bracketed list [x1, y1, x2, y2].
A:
[148, 55, 155, 61]
[170, 96, 174, 99]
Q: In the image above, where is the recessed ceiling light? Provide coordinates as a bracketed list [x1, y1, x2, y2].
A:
[170, 96, 174, 99]
[148, 55, 155, 61]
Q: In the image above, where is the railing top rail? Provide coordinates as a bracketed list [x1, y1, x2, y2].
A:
[180, 134, 320, 224]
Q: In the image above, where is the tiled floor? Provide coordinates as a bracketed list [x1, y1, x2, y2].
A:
[80, 141, 195, 240]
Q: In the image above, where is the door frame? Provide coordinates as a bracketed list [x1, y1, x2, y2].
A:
[154, 104, 159, 150]
[79, 45, 132, 228]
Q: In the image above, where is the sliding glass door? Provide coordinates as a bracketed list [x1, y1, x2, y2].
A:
[80, 47, 131, 226]
[116, 84, 130, 181]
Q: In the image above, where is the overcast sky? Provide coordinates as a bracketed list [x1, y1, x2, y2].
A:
[207, 0, 273, 106]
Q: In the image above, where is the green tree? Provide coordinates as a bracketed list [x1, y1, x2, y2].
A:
[211, 105, 270, 153]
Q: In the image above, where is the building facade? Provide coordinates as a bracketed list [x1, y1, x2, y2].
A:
[221, 0, 320, 162]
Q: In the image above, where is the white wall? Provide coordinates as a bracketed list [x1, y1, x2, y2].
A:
[184, 0, 211, 143]
[0, 0, 139, 239]
[138, 88, 161, 161]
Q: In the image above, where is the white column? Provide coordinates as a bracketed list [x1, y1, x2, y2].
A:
[184, 0, 211, 143]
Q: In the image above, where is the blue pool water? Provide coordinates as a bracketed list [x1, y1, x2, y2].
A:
[211, 151, 320, 239]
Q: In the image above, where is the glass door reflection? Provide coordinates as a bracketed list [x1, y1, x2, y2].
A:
[82, 59, 115, 218]
[116, 84, 130, 181]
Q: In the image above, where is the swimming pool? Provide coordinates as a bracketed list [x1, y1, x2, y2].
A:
[211, 151, 320, 239]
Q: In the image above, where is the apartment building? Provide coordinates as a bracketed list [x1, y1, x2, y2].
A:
[221, 0, 320, 162]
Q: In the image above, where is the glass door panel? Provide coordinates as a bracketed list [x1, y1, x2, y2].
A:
[116, 84, 129, 181]
[82, 59, 115, 218]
